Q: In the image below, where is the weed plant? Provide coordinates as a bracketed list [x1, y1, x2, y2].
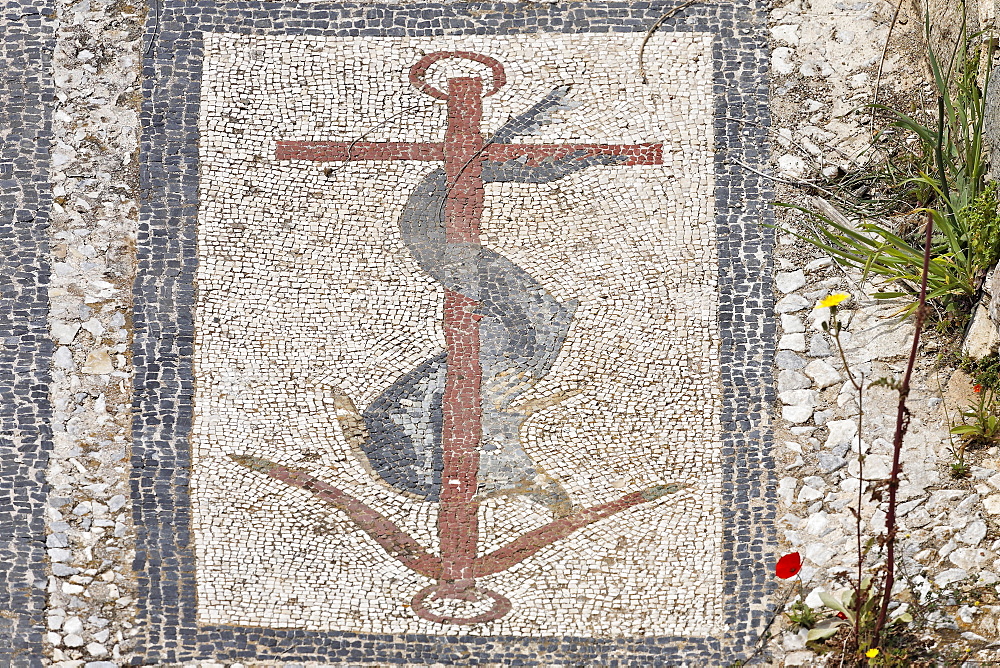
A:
[761, 9, 1000, 667]
[957, 350, 1000, 391]
[782, 15, 999, 331]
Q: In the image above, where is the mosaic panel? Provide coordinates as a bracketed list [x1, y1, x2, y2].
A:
[194, 32, 719, 636]
[133, 0, 774, 662]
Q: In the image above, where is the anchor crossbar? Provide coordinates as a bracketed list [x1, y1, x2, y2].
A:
[276, 140, 662, 165]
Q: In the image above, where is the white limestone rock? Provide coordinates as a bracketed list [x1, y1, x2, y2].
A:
[62, 617, 83, 635]
[775, 270, 807, 294]
[81, 349, 114, 374]
[63, 633, 84, 647]
[803, 359, 842, 389]
[807, 334, 832, 357]
[984, 494, 1000, 515]
[805, 257, 833, 271]
[935, 568, 969, 587]
[804, 512, 830, 536]
[778, 370, 811, 392]
[782, 405, 814, 424]
[779, 389, 818, 407]
[775, 294, 810, 313]
[770, 24, 800, 45]
[781, 314, 805, 333]
[81, 318, 104, 337]
[962, 300, 999, 360]
[85, 641, 108, 657]
[778, 332, 806, 351]
[824, 419, 857, 449]
[775, 350, 806, 369]
[804, 542, 836, 566]
[949, 547, 993, 570]
[848, 454, 890, 480]
[51, 321, 80, 345]
[778, 478, 798, 506]
[53, 346, 75, 370]
[796, 486, 823, 503]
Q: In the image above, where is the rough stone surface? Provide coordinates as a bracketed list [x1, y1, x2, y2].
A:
[767, 0, 1000, 662]
[962, 299, 999, 359]
[9, 0, 1000, 662]
[803, 359, 841, 389]
[776, 294, 811, 313]
[775, 270, 806, 294]
[37, 0, 143, 662]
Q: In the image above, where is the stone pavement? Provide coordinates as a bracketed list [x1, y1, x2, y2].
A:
[2, 0, 784, 664]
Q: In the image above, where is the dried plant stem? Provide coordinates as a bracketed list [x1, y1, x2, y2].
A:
[736, 587, 794, 666]
[729, 159, 841, 199]
[874, 211, 933, 639]
[855, 373, 865, 647]
[638, 0, 701, 84]
[830, 321, 866, 648]
[870, 0, 906, 138]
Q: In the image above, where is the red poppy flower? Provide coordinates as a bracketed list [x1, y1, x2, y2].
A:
[775, 552, 802, 579]
[974, 384, 983, 393]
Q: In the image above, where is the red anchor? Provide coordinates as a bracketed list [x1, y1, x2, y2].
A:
[233, 52, 684, 625]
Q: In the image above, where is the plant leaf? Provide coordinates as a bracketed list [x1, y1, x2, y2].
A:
[818, 590, 852, 619]
[806, 618, 844, 641]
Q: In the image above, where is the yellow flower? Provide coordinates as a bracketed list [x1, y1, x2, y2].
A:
[866, 648, 880, 658]
[816, 293, 849, 309]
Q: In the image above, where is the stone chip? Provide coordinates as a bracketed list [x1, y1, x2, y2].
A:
[81, 349, 114, 374]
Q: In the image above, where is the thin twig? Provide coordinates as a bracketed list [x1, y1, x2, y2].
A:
[729, 159, 841, 199]
[830, 315, 867, 651]
[723, 115, 860, 166]
[639, 0, 702, 84]
[870, 0, 906, 138]
[736, 586, 794, 666]
[143, 0, 161, 57]
[856, 370, 866, 650]
[934, 369, 964, 475]
[323, 102, 437, 178]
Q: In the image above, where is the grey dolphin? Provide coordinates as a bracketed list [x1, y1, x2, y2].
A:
[336, 88, 626, 515]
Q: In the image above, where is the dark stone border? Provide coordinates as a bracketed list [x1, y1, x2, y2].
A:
[132, 0, 776, 662]
[0, 0, 56, 664]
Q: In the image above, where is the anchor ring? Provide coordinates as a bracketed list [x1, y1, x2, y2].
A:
[410, 582, 512, 625]
[408, 51, 507, 100]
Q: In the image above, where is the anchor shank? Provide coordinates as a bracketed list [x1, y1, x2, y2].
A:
[444, 77, 486, 242]
[438, 76, 487, 582]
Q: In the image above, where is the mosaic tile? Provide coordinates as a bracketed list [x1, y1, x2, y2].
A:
[132, 0, 775, 663]
[0, 0, 56, 664]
